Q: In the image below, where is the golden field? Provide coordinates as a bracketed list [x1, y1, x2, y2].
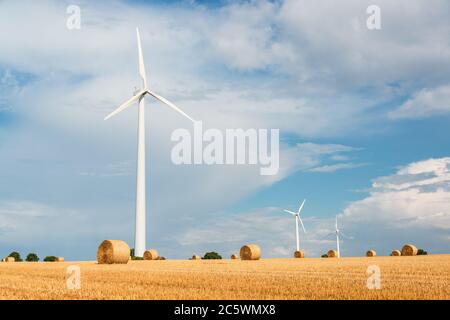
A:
[1, 254, 449, 300]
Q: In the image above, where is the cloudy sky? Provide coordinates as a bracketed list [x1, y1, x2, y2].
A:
[0, 0, 449, 260]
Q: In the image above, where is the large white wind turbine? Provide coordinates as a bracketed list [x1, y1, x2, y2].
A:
[104, 28, 195, 257]
[283, 199, 307, 252]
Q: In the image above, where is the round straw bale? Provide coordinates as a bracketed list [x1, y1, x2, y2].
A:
[230, 254, 238, 260]
[401, 244, 418, 256]
[391, 250, 401, 256]
[240, 244, 261, 260]
[294, 250, 305, 258]
[55, 257, 65, 262]
[5, 257, 15, 262]
[366, 250, 376, 257]
[327, 250, 338, 258]
[191, 255, 201, 260]
[143, 249, 159, 260]
[97, 240, 130, 264]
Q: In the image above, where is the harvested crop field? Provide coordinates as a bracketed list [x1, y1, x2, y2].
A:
[1, 255, 449, 300]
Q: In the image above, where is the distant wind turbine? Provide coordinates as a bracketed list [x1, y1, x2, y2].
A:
[282, 199, 307, 252]
[104, 28, 195, 257]
[334, 215, 353, 258]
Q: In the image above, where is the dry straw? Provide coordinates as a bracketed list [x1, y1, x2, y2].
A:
[230, 254, 238, 260]
[143, 249, 159, 260]
[97, 240, 130, 264]
[240, 244, 261, 260]
[401, 244, 418, 256]
[391, 250, 401, 256]
[327, 250, 338, 258]
[5, 257, 15, 262]
[56, 257, 65, 262]
[366, 250, 376, 257]
[191, 255, 201, 260]
[294, 250, 305, 258]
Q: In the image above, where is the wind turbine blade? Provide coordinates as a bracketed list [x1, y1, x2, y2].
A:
[283, 209, 297, 216]
[297, 199, 306, 214]
[104, 90, 146, 120]
[298, 216, 306, 233]
[340, 232, 354, 240]
[335, 215, 338, 230]
[147, 91, 195, 122]
[136, 28, 147, 88]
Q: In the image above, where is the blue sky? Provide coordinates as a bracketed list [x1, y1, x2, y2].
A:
[0, 0, 449, 260]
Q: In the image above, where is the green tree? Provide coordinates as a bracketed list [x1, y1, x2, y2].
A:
[321, 254, 328, 258]
[44, 256, 57, 262]
[26, 253, 39, 262]
[203, 252, 222, 259]
[417, 249, 428, 255]
[129, 249, 144, 260]
[8, 251, 22, 262]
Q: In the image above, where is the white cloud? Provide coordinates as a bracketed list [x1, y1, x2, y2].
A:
[372, 158, 450, 191]
[2, 0, 449, 139]
[344, 188, 450, 230]
[209, 1, 296, 70]
[339, 157, 450, 253]
[278, 142, 360, 178]
[390, 85, 450, 119]
[308, 162, 367, 173]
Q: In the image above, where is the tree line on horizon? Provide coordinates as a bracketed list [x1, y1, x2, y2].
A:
[4, 252, 61, 262]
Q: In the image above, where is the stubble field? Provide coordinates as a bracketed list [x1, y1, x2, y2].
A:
[0, 254, 449, 300]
